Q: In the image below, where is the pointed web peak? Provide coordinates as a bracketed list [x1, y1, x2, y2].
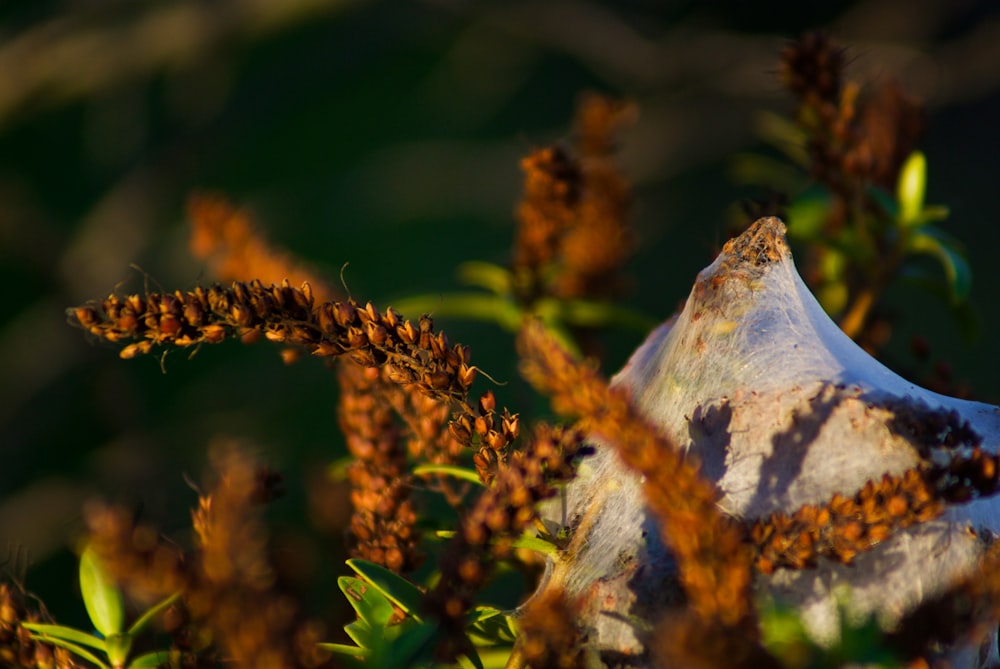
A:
[724, 216, 790, 268]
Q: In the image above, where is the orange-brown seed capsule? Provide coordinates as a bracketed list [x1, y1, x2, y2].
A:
[73, 306, 100, 328]
[203, 324, 227, 343]
[159, 314, 182, 337]
[479, 391, 496, 414]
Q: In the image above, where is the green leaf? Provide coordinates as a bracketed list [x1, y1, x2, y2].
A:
[346, 559, 425, 622]
[728, 152, 806, 192]
[21, 623, 106, 652]
[457, 261, 514, 296]
[27, 634, 111, 669]
[79, 544, 125, 637]
[916, 204, 950, 224]
[470, 647, 515, 669]
[412, 464, 485, 485]
[319, 641, 370, 659]
[785, 188, 832, 241]
[390, 293, 524, 331]
[434, 531, 557, 556]
[127, 591, 181, 637]
[339, 576, 395, 629]
[866, 185, 900, 220]
[534, 298, 656, 332]
[467, 611, 518, 646]
[897, 151, 927, 226]
[465, 606, 503, 625]
[510, 534, 558, 556]
[128, 650, 174, 668]
[461, 647, 485, 669]
[753, 111, 809, 166]
[906, 227, 972, 301]
[383, 621, 438, 668]
[344, 619, 373, 648]
[106, 632, 133, 668]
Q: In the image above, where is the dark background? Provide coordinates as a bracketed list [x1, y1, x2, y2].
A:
[2, 0, 999, 632]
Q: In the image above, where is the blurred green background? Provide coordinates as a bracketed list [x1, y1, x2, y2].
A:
[3, 0, 1000, 635]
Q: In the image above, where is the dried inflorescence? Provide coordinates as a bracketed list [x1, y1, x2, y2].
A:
[512, 94, 635, 306]
[780, 32, 923, 199]
[749, 446, 1000, 572]
[188, 193, 338, 305]
[70, 281, 479, 405]
[517, 321, 755, 633]
[0, 582, 84, 669]
[337, 363, 422, 574]
[425, 423, 586, 656]
[888, 541, 1000, 661]
[450, 389, 521, 485]
[778, 32, 926, 347]
[516, 588, 586, 669]
[86, 445, 332, 669]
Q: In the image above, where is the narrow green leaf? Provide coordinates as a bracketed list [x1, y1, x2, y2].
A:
[28, 634, 111, 669]
[106, 632, 133, 668]
[318, 642, 370, 658]
[389, 293, 524, 331]
[785, 188, 833, 240]
[728, 152, 806, 192]
[347, 559, 424, 622]
[511, 534, 558, 556]
[79, 544, 125, 637]
[384, 621, 438, 669]
[434, 531, 556, 556]
[127, 591, 180, 637]
[474, 647, 516, 669]
[753, 111, 809, 166]
[412, 464, 484, 486]
[457, 261, 514, 296]
[907, 228, 972, 301]
[338, 576, 394, 628]
[344, 619, 373, 648]
[916, 204, 950, 224]
[897, 151, 927, 226]
[461, 647, 485, 669]
[21, 623, 106, 652]
[468, 611, 518, 646]
[465, 606, 503, 625]
[536, 298, 656, 331]
[128, 650, 174, 668]
[866, 185, 899, 220]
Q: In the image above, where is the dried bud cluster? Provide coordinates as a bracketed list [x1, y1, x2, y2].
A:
[888, 541, 1000, 661]
[512, 94, 635, 305]
[516, 588, 586, 669]
[337, 363, 422, 573]
[86, 446, 333, 669]
[449, 390, 520, 485]
[0, 583, 83, 669]
[188, 193, 338, 304]
[517, 322, 754, 632]
[781, 31, 924, 203]
[70, 280, 478, 405]
[426, 423, 585, 652]
[751, 447, 1000, 573]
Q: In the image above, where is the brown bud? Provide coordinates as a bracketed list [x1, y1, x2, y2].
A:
[479, 391, 496, 415]
[120, 341, 153, 359]
[203, 324, 227, 343]
[365, 321, 388, 347]
[73, 306, 100, 328]
[397, 320, 418, 345]
[159, 314, 182, 337]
